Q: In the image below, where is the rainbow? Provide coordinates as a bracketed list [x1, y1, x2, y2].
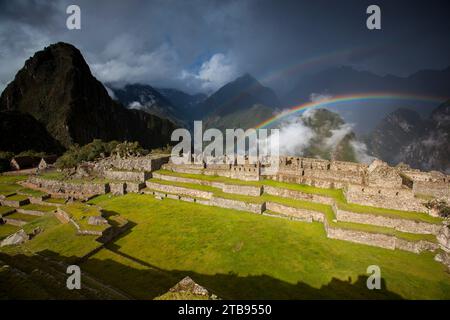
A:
[254, 93, 448, 129]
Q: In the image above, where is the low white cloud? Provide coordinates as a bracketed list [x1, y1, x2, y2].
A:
[324, 123, 353, 149]
[91, 36, 180, 86]
[351, 140, 376, 164]
[180, 53, 238, 92]
[128, 101, 143, 110]
[104, 85, 117, 100]
[259, 117, 315, 156]
[310, 92, 333, 103]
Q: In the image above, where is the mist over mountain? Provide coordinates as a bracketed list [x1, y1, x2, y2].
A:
[0, 42, 175, 151]
[111, 84, 183, 126]
[270, 108, 374, 163]
[367, 101, 450, 172]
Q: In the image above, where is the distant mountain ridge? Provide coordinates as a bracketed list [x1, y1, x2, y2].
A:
[285, 65, 450, 106]
[0, 42, 175, 151]
[111, 83, 182, 125]
[368, 101, 450, 172]
[199, 73, 281, 130]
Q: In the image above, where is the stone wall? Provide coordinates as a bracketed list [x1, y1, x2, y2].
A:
[263, 185, 334, 205]
[345, 185, 428, 213]
[100, 155, 170, 172]
[333, 205, 441, 235]
[145, 181, 213, 199]
[265, 202, 323, 222]
[0, 198, 30, 207]
[325, 222, 396, 250]
[437, 224, 450, 252]
[153, 172, 262, 196]
[104, 170, 150, 182]
[413, 181, 450, 200]
[28, 176, 109, 197]
[110, 182, 126, 195]
[210, 197, 264, 214]
[125, 182, 146, 193]
[324, 218, 438, 253]
[16, 208, 48, 216]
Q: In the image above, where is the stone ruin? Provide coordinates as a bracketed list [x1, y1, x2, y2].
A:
[165, 155, 450, 214]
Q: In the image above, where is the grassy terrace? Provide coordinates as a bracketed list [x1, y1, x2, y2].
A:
[83, 194, 450, 299]
[4, 194, 29, 202]
[0, 175, 27, 184]
[146, 178, 437, 243]
[4, 212, 37, 222]
[44, 197, 67, 205]
[154, 170, 441, 224]
[22, 215, 103, 262]
[17, 188, 48, 198]
[21, 204, 56, 212]
[62, 203, 109, 232]
[0, 183, 21, 196]
[0, 206, 15, 215]
[0, 224, 20, 240]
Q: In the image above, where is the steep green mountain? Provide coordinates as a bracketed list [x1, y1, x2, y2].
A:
[0, 111, 63, 154]
[301, 109, 358, 162]
[199, 74, 280, 129]
[0, 42, 175, 150]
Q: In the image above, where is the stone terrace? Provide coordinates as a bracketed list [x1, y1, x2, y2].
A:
[20, 154, 450, 268]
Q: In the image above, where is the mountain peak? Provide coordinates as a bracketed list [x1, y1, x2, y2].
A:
[0, 42, 175, 150]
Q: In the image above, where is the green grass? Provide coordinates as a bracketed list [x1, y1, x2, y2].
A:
[0, 224, 20, 240]
[4, 212, 37, 222]
[83, 194, 450, 299]
[62, 203, 109, 232]
[44, 197, 67, 205]
[0, 183, 21, 196]
[0, 175, 27, 184]
[0, 206, 15, 215]
[147, 178, 439, 242]
[23, 217, 102, 263]
[22, 214, 60, 234]
[4, 194, 29, 202]
[154, 170, 441, 224]
[18, 188, 48, 198]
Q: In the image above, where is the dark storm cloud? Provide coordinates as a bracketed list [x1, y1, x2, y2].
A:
[0, 0, 450, 94]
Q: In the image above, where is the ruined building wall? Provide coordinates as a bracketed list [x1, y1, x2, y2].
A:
[345, 185, 428, 213]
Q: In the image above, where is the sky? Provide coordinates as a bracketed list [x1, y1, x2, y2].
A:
[1, 0, 450, 95]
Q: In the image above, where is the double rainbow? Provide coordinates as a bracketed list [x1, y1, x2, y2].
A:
[254, 93, 447, 129]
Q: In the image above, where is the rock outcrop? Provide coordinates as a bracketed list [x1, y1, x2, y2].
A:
[1, 229, 29, 247]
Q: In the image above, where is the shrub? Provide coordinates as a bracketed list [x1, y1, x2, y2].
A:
[16, 150, 47, 158]
[112, 141, 147, 158]
[0, 151, 14, 172]
[425, 199, 450, 218]
[56, 140, 119, 169]
[55, 140, 148, 169]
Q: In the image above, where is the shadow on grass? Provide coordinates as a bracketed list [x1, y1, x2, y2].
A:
[0, 249, 404, 300]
